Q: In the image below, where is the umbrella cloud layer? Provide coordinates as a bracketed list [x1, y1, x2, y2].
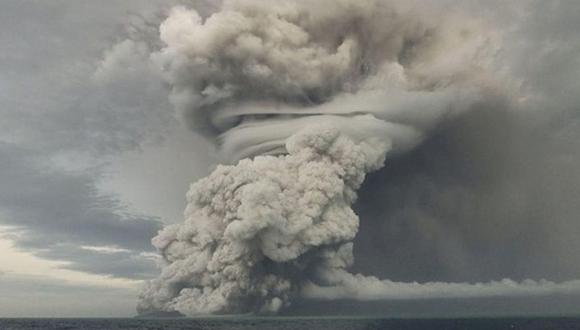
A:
[153, 0, 499, 162]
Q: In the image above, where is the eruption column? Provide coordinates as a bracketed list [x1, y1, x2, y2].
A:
[132, 0, 580, 316]
[138, 124, 390, 314]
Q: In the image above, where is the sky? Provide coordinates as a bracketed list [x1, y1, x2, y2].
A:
[0, 0, 580, 317]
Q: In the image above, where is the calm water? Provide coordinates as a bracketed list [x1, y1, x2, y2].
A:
[1, 317, 580, 330]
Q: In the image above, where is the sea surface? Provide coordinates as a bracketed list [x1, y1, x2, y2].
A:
[1, 317, 580, 330]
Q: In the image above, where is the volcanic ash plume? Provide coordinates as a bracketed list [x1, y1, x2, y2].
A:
[138, 125, 389, 314]
[134, 0, 550, 316]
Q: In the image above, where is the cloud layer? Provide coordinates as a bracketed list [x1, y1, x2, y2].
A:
[0, 0, 177, 281]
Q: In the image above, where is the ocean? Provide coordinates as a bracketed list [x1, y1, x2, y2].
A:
[0, 317, 580, 330]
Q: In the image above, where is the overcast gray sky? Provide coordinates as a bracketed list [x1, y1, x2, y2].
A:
[0, 0, 580, 317]
[0, 0, 216, 317]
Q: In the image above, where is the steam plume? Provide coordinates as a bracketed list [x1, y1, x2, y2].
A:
[129, 0, 580, 316]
